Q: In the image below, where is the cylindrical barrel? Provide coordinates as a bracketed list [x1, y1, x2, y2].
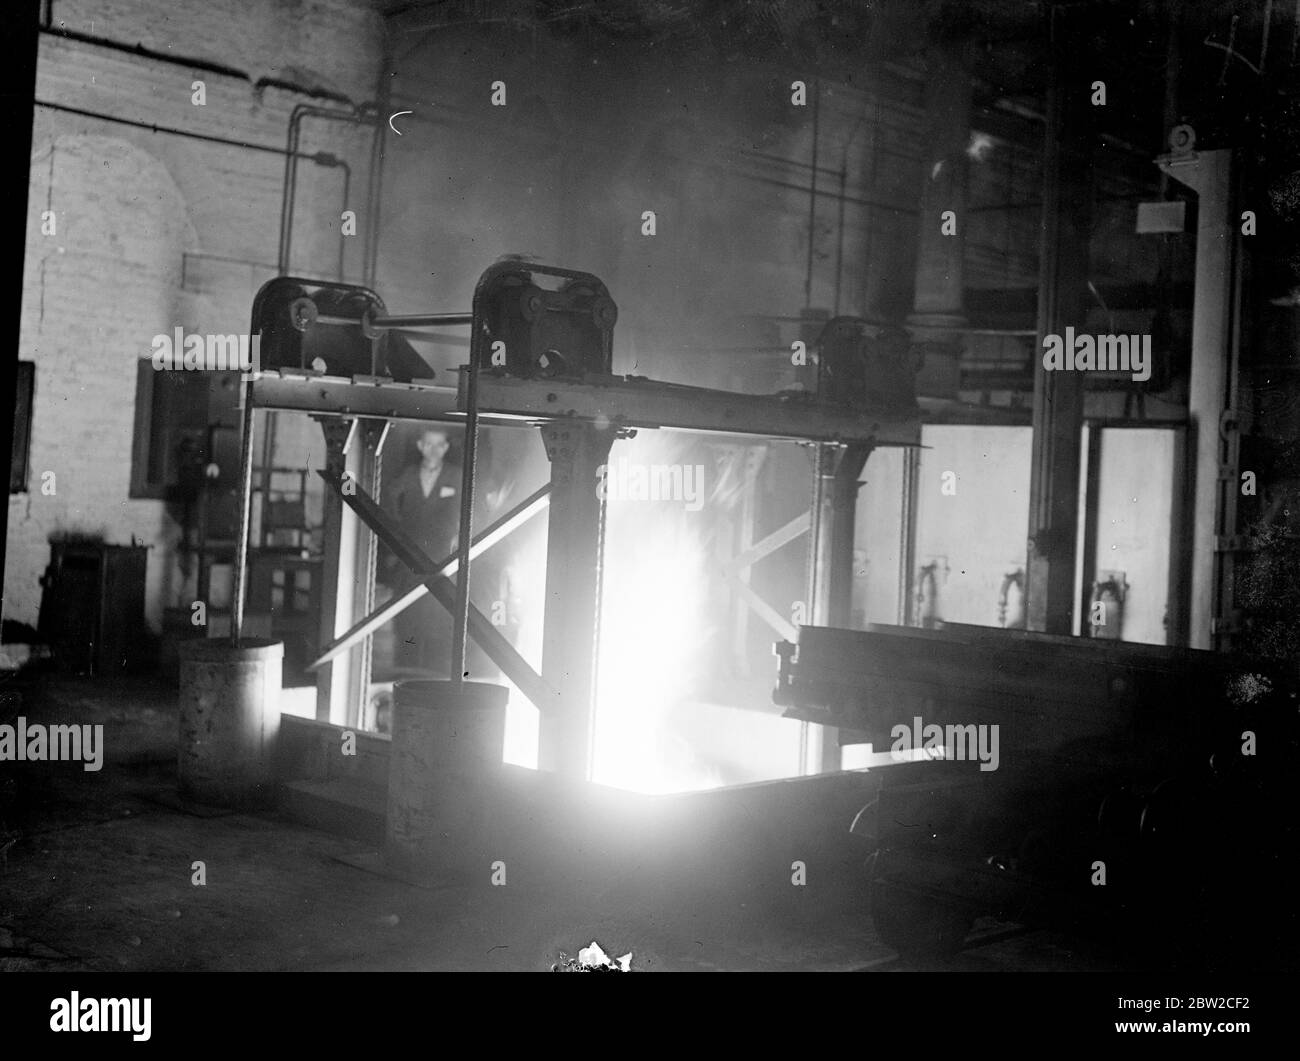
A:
[386, 680, 509, 875]
[178, 638, 283, 808]
[160, 606, 206, 683]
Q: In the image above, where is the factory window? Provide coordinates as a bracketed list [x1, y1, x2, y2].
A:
[1075, 424, 1187, 645]
[913, 425, 1033, 629]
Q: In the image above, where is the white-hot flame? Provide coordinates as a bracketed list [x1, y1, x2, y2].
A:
[592, 435, 721, 793]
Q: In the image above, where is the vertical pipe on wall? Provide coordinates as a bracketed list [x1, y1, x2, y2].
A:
[834, 161, 848, 316]
[1026, 3, 1091, 635]
[364, 35, 392, 291]
[804, 81, 820, 310]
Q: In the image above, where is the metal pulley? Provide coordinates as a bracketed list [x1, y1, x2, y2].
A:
[250, 276, 433, 381]
[474, 261, 617, 380]
[288, 296, 317, 332]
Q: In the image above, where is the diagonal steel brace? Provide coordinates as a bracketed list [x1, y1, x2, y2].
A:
[317, 471, 559, 713]
[721, 512, 810, 577]
[306, 484, 551, 672]
[719, 511, 810, 640]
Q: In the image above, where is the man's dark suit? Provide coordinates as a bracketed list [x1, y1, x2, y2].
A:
[382, 462, 461, 675]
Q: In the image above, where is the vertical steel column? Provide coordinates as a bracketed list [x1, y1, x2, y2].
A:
[451, 379, 481, 687]
[899, 446, 921, 625]
[314, 416, 359, 724]
[815, 442, 872, 772]
[1158, 150, 1236, 649]
[537, 422, 615, 778]
[356, 420, 390, 727]
[826, 443, 872, 626]
[801, 442, 829, 775]
[230, 382, 257, 646]
[1026, 4, 1092, 635]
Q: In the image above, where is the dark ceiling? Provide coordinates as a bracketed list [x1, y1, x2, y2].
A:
[371, 1, 1291, 154]
[371, 0, 1300, 277]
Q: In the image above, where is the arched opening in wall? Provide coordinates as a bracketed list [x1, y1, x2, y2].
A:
[7, 134, 197, 638]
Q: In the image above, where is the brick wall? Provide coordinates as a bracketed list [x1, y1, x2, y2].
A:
[7, 0, 384, 633]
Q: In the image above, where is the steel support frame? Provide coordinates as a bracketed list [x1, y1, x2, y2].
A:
[306, 484, 552, 672]
[246, 364, 919, 779]
[320, 469, 559, 714]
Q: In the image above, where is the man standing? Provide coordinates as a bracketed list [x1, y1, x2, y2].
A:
[382, 427, 461, 675]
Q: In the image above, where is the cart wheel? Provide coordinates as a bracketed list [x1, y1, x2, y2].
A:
[870, 880, 973, 962]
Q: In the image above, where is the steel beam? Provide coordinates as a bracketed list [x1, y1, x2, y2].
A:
[251, 372, 469, 423]
[252, 369, 922, 446]
[466, 373, 920, 447]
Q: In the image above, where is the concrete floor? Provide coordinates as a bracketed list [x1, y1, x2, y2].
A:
[0, 672, 1121, 972]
